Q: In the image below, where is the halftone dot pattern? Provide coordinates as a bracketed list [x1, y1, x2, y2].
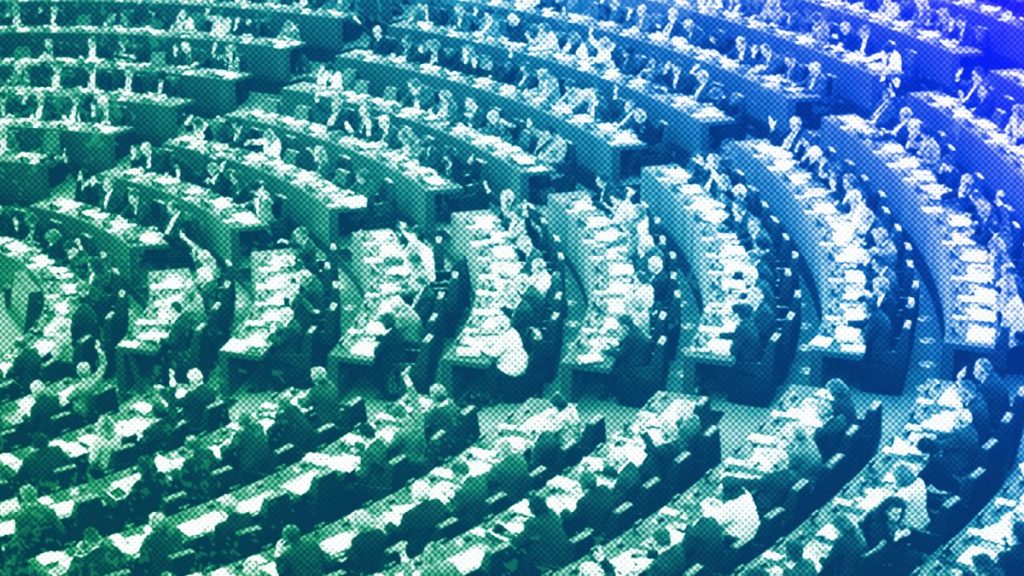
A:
[0, 0, 1021, 575]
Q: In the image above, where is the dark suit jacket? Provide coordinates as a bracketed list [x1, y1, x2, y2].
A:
[731, 317, 763, 363]
[276, 537, 327, 576]
[138, 522, 184, 569]
[489, 451, 530, 496]
[67, 541, 126, 576]
[29, 390, 61, 427]
[518, 510, 572, 570]
[226, 425, 273, 477]
[572, 483, 617, 529]
[7, 347, 41, 391]
[12, 502, 64, 555]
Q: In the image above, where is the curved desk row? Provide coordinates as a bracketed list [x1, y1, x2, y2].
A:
[821, 114, 999, 364]
[279, 81, 554, 199]
[0, 24, 300, 83]
[162, 131, 367, 247]
[15, 0, 363, 51]
[224, 107, 457, 238]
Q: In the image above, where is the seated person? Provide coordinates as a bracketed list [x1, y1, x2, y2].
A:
[482, 313, 530, 394]
[917, 409, 979, 494]
[424, 382, 460, 442]
[728, 303, 764, 363]
[275, 524, 326, 576]
[893, 463, 930, 531]
[87, 414, 120, 477]
[67, 526, 126, 576]
[701, 482, 761, 547]
[271, 392, 319, 453]
[224, 413, 274, 480]
[859, 496, 921, 572]
[818, 507, 868, 576]
[18, 433, 73, 489]
[167, 366, 216, 416]
[27, 379, 61, 429]
[179, 434, 218, 498]
[489, 436, 531, 497]
[515, 494, 573, 570]
[551, 392, 584, 447]
[304, 365, 341, 424]
[786, 425, 823, 478]
[10, 484, 65, 559]
[137, 511, 184, 571]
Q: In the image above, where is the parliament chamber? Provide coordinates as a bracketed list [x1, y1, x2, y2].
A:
[0, 0, 1024, 574]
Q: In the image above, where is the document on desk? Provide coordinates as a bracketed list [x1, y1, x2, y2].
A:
[283, 468, 319, 495]
[178, 510, 228, 538]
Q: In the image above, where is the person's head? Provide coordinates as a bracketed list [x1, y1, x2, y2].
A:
[29, 380, 44, 396]
[647, 254, 664, 276]
[281, 524, 300, 544]
[310, 366, 327, 385]
[893, 463, 917, 488]
[696, 68, 710, 84]
[186, 367, 204, 387]
[486, 108, 501, 125]
[82, 527, 102, 546]
[789, 115, 802, 131]
[371, 25, 383, 40]
[551, 391, 568, 411]
[735, 36, 746, 51]
[19, 484, 38, 504]
[149, 511, 166, 526]
[973, 358, 994, 382]
[839, 20, 852, 34]
[808, 61, 822, 76]
[879, 496, 906, 526]
[972, 67, 986, 85]
[506, 12, 520, 26]
[429, 382, 448, 403]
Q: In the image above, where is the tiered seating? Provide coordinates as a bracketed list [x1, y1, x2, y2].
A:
[560, 385, 880, 575]
[222, 106, 456, 236]
[547, 190, 660, 397]
[29, 197, 169, 291]
[27, 391, 378, 574]
[822, 114, 1000, 367]
[642, 164, 799, 405]
[0, 235, 83, 381]
[433, 0, 822, 124]
[329, 227, 438, 393]
[397, 3, 736, 155]
[14, 0, 365, 51]
[162, 130, 368, 246]
[442, 210, 536, 400]
[746, 378, 1022, 574]
[108, 167, 267, 265]
[388, 391, 713, 574]
[727, 138, 919, 392]
[208, 394, 600, 575]
[279, 80, 556, 199]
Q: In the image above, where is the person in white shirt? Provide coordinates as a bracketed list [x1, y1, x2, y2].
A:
[781, 115, 803, 153]
[893, 463, 930, 531]
[1004, 104, 1024, 145]
[703, 483, 760, 545]
[550, 392, 583, 446]
[484, 313, 529, 382]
